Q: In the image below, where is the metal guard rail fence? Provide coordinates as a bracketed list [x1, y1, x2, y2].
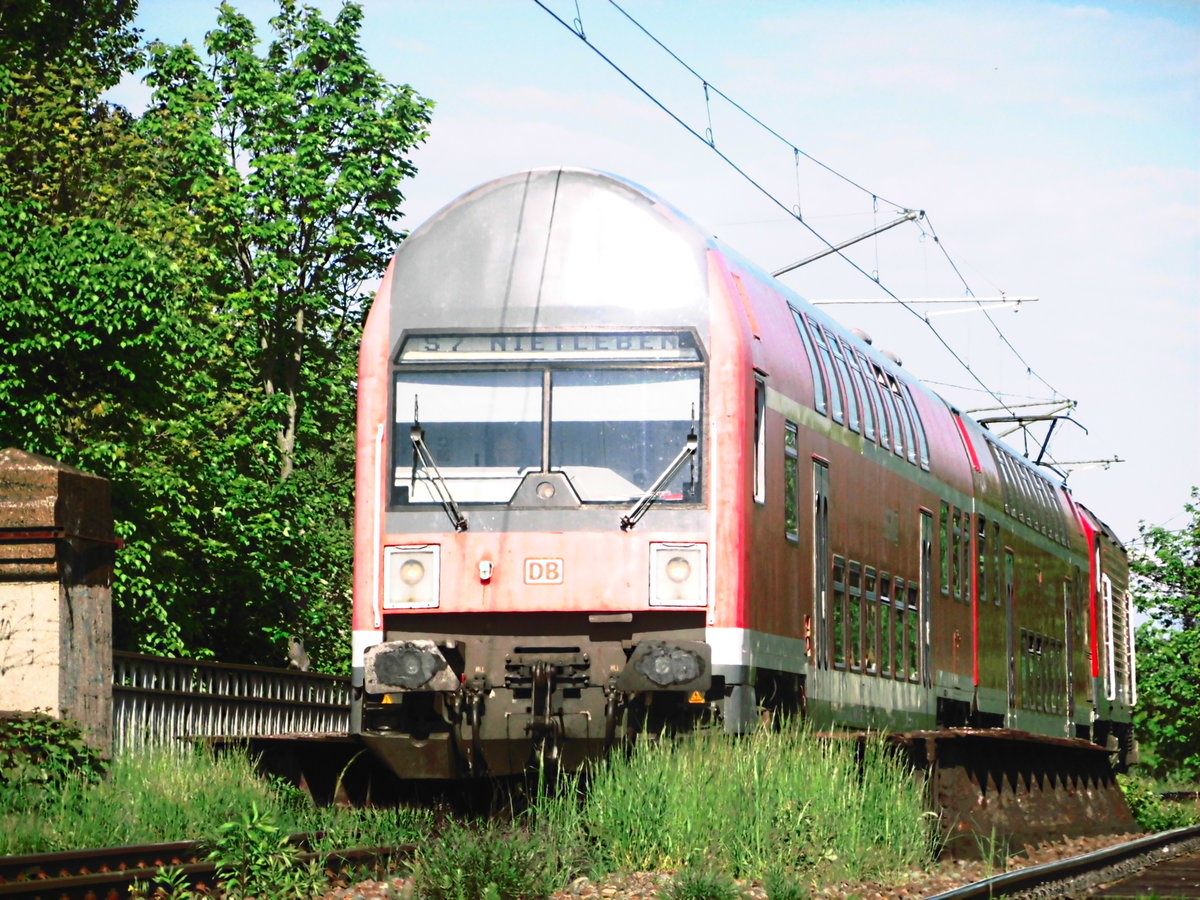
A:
[112, 651, 350, 753]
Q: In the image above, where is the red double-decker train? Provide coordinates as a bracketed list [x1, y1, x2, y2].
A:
[349, 168, 1135, 781]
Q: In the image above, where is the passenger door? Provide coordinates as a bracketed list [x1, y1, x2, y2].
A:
[813, 459, 830, 668]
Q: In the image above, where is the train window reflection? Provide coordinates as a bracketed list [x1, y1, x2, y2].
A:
[392, 371, 542, 504]
[551, 369, 701, 503]
[392, 367, 702, 506]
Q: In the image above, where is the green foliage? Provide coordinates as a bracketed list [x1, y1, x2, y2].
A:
[0, 0, 431, 669]
[664, 867, 741, 900]
[0, 0, 140, 87]
[123, 0, 430, 667]
[1131, 488, 1200, 781]
[0, 712, 107, 791]
[1118, 774, 1199, 832]
[410, 822, 557, 900]
[762, 868, 810, 900]
[531, 723, 934, 885]
[0, 742, 435, 858]
[140, 0, 433, 478]
[208, 801, 328, 899]
[129, 864, 197, 900]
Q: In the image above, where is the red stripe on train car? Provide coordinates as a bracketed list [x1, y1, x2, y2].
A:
[952, 414, 982, 473]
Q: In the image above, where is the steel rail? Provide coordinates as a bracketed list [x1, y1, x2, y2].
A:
[0, 836, 413, 900]
[928, 824, 1200, 899]
[0, 838, 207, 883]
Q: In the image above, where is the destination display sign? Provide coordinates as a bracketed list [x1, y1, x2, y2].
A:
[397, 331, 702, 363]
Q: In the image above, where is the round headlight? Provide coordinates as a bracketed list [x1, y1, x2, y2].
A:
[399, 559, 425, 585]
[536, 481, 556, 499]
[665, 556, 691, 583]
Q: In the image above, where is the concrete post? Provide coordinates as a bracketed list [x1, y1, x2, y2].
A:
[0, 449, 116, 754]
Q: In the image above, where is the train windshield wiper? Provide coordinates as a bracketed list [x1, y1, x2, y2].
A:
[620, 425, 698, 532]
[409, 400, 468, 532]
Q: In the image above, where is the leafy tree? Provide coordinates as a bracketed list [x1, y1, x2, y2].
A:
[1131, 487, 1200, 782]
[0, 0, 431, 670]
[0, 0, 140, 87]
[122, 0, 431, 667]
[0, 0, 228, 657]
[141, 0, 432, 481]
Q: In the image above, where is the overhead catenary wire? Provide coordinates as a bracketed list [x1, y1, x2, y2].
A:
[531, 0, 1076, 419]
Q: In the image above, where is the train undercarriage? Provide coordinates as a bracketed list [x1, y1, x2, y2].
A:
[356, 617, 714, 779]
[342, 619, 1137, 855]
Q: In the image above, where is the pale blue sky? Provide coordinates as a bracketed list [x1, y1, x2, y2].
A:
[112, 0, 1200, 547]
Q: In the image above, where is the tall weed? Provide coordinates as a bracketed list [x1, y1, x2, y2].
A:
[409, 820, 558, 900]
[0, 744, 432, 856]
[1119, 774, 1200, 832]
[533, 722, 934, 884]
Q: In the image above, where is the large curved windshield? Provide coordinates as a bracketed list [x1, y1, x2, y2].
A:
[550, 369, 699, 501]
[392, 367, 701, 505]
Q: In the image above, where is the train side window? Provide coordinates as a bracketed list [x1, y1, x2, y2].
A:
[784, 422, 799, 542]
[806, 316, 845, 424]
[977, 516, 988, 606]
[904, 384, 930, 470]
[889, 374, 918, 465]
[939, 502, 950, 595]
[1028, 473, 1045, 535]
[864, 354, 892, 449]
[875, 366, 905, 458]
[993, 521, 1002, 606]
[892, 577, 906, 679]
[1039, 478, 1055, 539]
[848, 561, 863, 671]
[951, 508, 962, 600]
[995, 449, 1014, 517]
[829, 332, 861, 433]
[753, 375, 766, 504]
[791, 307, 828, 415]
[1010, 457, 1026, 522]
[832, 555, 847, 669]
[1024, 469, 1042, 534]
[886, 387, 908, 459]
[844, 340, 877, 441]
[1075, 566, 1089, 696]
[813, 460, 830, 668]
[864, 566, 878, 673]
[960, 512, 971, 603]
[879, 573, 893, 676]
[907, 582, 920, 681]
[1017, 466, 1034, 527]
[919, 509, 933, 688]
[1056, 486, 1071, 546]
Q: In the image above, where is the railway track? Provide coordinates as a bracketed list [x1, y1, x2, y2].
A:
[928, 823, 1200, 898]
[0, 835, 413, 900]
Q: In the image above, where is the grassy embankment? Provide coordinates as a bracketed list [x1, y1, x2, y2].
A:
[0, 723, 940, 898]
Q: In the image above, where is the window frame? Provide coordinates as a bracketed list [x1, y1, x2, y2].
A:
[784, 420, 799, 542]
[391, 358, 705, 509]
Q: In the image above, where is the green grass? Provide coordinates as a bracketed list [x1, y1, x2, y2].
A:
[1118, 773, 1200, 832]
[1, 723, 935, 899]
[527, 721, 936, 886]
[0, 743, 434, 857]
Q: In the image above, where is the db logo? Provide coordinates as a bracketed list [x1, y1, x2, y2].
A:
[524, 557, 563, 585]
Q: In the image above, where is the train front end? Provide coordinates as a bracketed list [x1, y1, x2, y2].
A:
[351, 169, 723, 778]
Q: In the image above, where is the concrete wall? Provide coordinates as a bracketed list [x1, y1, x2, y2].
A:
[0, 449, 115, 753]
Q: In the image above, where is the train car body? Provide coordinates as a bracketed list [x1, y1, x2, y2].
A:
[351, 168, 1135, 779]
